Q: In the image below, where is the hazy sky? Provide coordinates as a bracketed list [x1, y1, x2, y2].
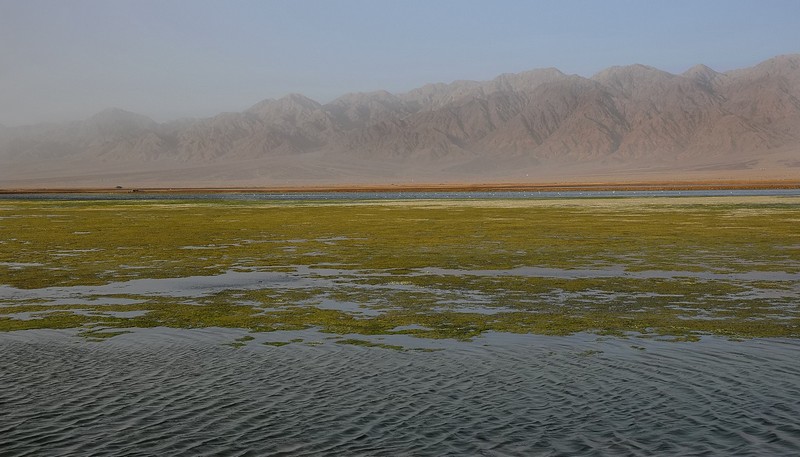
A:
[1, 0, 798, 126]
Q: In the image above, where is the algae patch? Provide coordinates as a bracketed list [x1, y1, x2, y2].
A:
[1, 196, 798, 342]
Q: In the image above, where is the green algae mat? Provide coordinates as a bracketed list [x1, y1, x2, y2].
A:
[1, 196, 798, 341]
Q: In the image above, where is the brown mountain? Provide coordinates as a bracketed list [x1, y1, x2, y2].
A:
[1, 54, 799, 187]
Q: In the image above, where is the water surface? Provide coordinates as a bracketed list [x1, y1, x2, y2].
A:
[2, 330, 799, 456]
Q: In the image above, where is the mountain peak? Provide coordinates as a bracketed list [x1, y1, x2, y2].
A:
[592, 63, 672, 81]
[85, 108, 157, 133]
[753, 53, 800, 73]
[682, 64, 722, 86]
[491, 67, 566, 91]
[88, 107, 153, 122]
[245, 98, 276, 113]
[278, 93, 321, 108]
[683, 64, 717, 77]
[246, 93, 321, 117]
[329, 90, 398, 105]
[591, 64, 675, 95]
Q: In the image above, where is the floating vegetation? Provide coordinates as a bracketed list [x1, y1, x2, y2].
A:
[225, 334, 255, 349]
[263, 341, 291, 347]
[335, 338, 406, 351]
[0, 196, 798, 342]
[78, 329, 133, 342]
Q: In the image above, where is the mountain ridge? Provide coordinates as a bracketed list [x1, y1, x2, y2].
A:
[1, 54, 799, 187]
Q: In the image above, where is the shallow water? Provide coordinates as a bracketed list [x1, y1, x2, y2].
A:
[2, 330, 799, 456]
[3, 264, 795, 316]
[2, 193, 799, 454]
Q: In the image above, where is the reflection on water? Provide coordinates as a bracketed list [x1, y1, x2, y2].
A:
[2, 330, 799, 456]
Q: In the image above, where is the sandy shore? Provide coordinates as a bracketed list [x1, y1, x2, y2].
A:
[1, 179, 799, 194]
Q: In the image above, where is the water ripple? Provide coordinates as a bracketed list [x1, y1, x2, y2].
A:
[1, 331, 799, 456]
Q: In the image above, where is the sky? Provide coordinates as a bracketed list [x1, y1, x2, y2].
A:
[1, 0, 798, 126]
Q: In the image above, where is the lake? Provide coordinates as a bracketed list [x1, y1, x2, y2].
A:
[1, 191, 799, 455]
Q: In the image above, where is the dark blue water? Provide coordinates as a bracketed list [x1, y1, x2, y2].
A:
[1, 188, 799, 201]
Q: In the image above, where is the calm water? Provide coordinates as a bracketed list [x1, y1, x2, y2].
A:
[2, 188, 800, 201]
[2, 329, 799, 456]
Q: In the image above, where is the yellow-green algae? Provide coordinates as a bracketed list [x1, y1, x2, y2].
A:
[1, 196, 798, 342]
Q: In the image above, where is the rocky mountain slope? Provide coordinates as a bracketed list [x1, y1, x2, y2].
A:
[1, 54, 799, 186]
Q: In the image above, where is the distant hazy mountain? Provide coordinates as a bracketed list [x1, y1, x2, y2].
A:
[2, 54, 799, 187]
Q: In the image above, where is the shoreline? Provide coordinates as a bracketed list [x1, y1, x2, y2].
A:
[2, 179, 800, 194]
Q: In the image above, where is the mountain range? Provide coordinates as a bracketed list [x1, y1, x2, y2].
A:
[2, 54, 799, 187]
